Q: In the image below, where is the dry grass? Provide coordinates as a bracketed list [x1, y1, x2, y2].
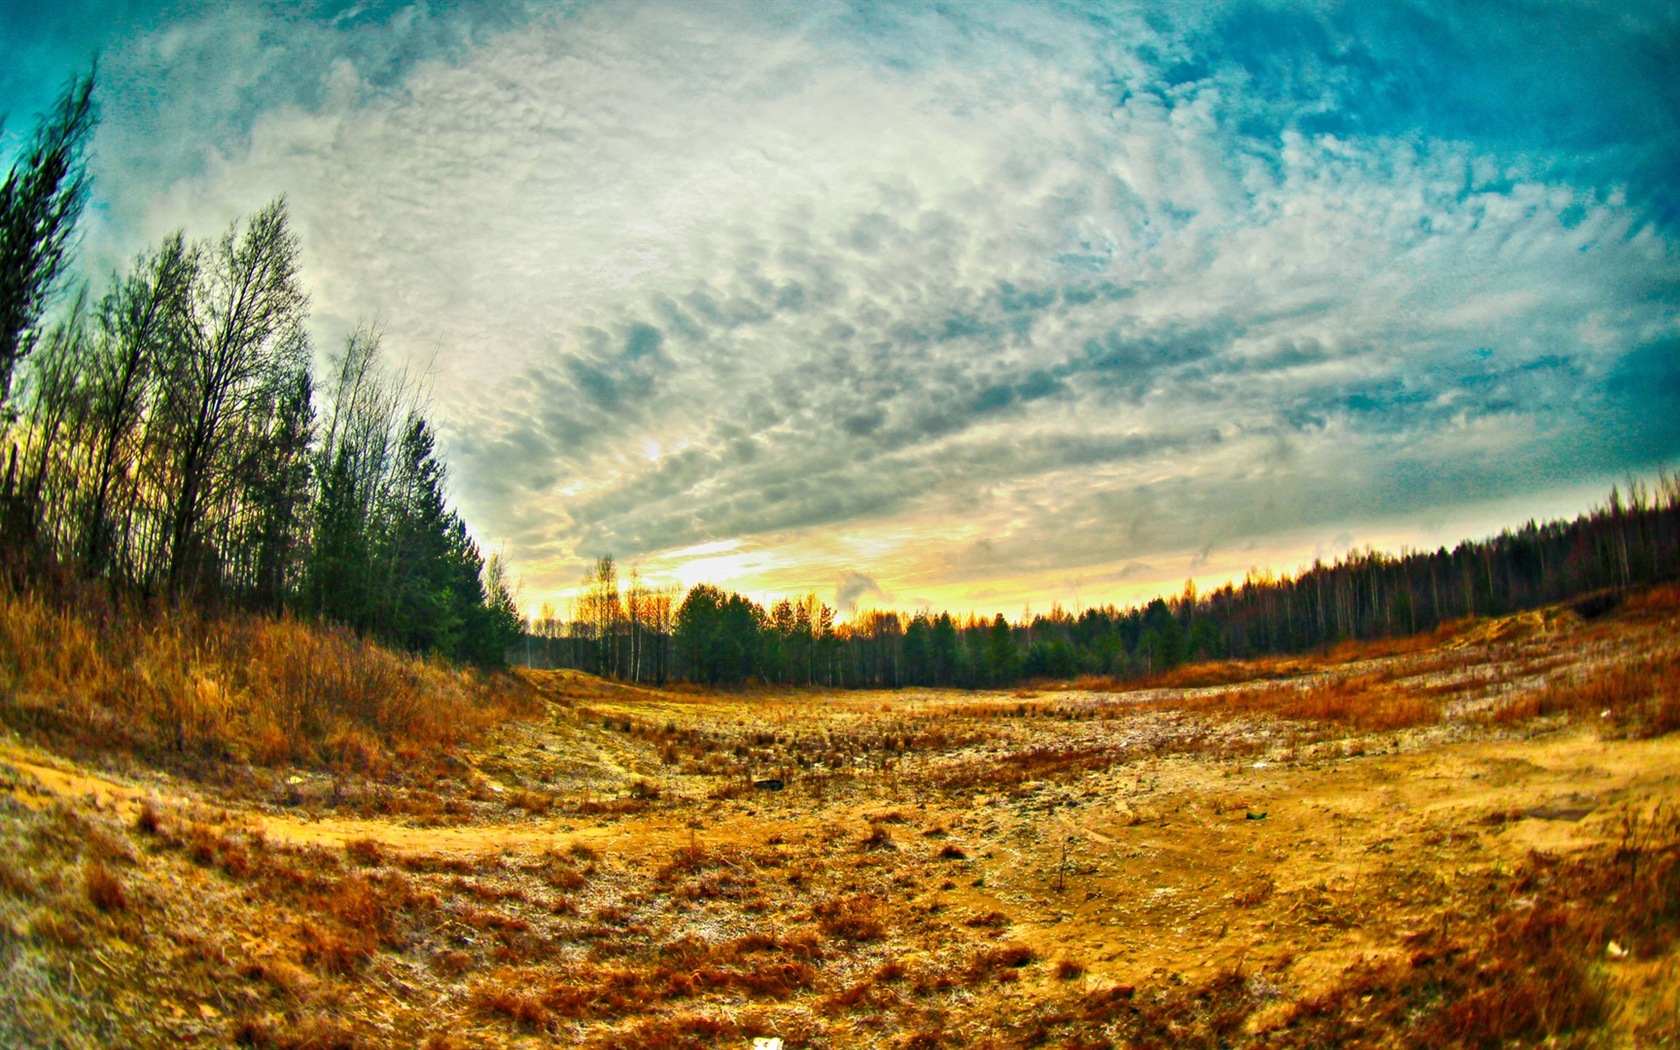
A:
[82, 859, 126, 913]
[1620, 582, 1680, 620]
[940, 744, 1129, 791]
[1495, 647, 1680, 738]
[0, 588, 541, 776]
[1000, 808, 1680, 1049]
[1270, 807, 1680, 1048]
[813, 892, 888, 942]
[1142, 672, 1443, 731]
[468, 933, 822, 1033]
[3, 587, 1680, 1048]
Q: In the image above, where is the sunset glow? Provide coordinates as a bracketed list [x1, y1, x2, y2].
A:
[6, 1, 1676, 620]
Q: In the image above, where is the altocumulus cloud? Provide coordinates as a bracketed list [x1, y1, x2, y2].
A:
[8, 0, 1679, 614]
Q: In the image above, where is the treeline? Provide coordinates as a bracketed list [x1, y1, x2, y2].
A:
[0, 74, 522, 666]
[527, 556, 679, 684]
[531, 475, 1680, 688]
[524, 565, 839, 687]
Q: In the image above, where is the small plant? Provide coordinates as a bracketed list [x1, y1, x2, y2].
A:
[969, 944, 1036, 981]
[508, 789, 554, 815]
[345, 837, 384, 867]
[814, 893, 886, 941]
[1054, 957, 1086, 980]
[84, 859, 126, 912]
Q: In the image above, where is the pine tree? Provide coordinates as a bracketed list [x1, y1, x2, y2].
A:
[244, 365, 314, 609]
[0, 71, 95, 414]
[472, 550, 524, 668]
[386, 415, 465, 655]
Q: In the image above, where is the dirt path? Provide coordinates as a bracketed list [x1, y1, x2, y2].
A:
[10, 722, 1675, 859]
[0, 744, 802, 858]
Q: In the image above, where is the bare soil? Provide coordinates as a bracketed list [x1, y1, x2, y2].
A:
[2, 597, 1678, 1048]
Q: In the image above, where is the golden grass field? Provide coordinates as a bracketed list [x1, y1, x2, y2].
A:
[2, 588, 1678, 1048]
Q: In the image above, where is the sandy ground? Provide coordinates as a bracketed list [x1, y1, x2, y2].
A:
[2, 598, 1678, 1047]
[7, 720, 1676, 983]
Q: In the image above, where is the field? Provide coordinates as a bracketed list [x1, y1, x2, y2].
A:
[3, 590, 1680, 1048]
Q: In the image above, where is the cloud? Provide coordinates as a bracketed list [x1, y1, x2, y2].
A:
[16, 0, 1680, 613]
[835, 571, 888, 617]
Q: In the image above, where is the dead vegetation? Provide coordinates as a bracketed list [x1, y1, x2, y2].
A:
[0, 587, 541, 779]
[2, 587, 1680, 1046]
[1494, 647, 1680, 738]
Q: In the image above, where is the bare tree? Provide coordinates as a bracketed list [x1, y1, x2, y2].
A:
[306, 325, 414, 628]
[7, 292, 92, 546]
[78, 233, 197, 575]
[626, 565, 648, 682]
[156, 198, 309, 595]
[580, 555, 622, 676]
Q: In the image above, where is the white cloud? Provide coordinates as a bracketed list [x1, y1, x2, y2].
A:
[69, 1, 1680, 614]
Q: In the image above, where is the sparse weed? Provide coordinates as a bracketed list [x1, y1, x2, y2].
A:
[813, 892, 886, 941]
[1495, 648, 1680, 738]
[4, 585, 1678, 1050]
[83, 859, 126, 912]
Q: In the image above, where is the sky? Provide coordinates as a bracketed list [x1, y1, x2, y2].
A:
[3, 0, 1678, 620]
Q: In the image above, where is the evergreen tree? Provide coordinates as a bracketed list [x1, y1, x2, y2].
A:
[985, 613, 1016, 685]
[0, 71, 95, 414]
[304, 326, 397, 631]
[674, 583, 763, 685]
[385, 415, 466, 656]
[930, 612, 960, 686]
[903, 612, 933, 686]
[472, 550, 524, 668]
[674, 583, 727, 685]
[243, 364, 314, 609]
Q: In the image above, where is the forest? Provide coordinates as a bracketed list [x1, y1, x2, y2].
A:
[532, 474, 1680, 690]
[0, 74, 523, 667]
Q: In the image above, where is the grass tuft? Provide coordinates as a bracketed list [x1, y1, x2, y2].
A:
[83, 859, 126, 912]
